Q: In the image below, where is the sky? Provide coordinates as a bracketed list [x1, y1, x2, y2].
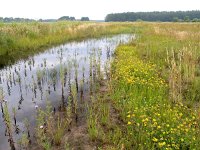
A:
[0, 0, 200, 20]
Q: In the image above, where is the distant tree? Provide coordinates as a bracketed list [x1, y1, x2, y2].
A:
[173, 17, 179, 22]
[105, 10, 200, 22]
[4, 17, 13, 22]
[15, 18, 22, 22]
[184, 16, 190, 22]
[58, 16, 70, 21]
[136, 19, 143, 22]
[58, 16, 76, 21]
[192, 18, 200, 22]
[178, 19, 183, 22]
[81, 17, 89, 21]
[69, 17, 76, 21]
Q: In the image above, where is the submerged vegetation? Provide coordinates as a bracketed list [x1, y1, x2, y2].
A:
[0, 21, 135, 67]
[0, 21, 200, 149]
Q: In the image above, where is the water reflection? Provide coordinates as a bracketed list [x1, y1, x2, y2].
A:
[0, 34, 134, 149]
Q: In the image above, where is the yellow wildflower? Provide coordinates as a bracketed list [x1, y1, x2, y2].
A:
[127, 114, 131, 118]
[158, 142, 166, 147]
[152, 137, 158, 142]
[157, 126, 161, 129]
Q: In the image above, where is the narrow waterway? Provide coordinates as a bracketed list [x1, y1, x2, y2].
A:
[0, 34, 134, 149]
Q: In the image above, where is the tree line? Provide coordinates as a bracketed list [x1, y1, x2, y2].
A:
[0, 17, 35, 22]
[0, 16, 90, 22]
[105, 10, 200, 22]
[57, 16, 89, 21]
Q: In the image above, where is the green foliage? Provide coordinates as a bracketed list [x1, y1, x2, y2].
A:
[80, 17, 89, 21]
[58, 16, 76, 21]
[105, 10, 200, 22]
[106, 23, 200, 149]
[1, 21, 200, 149]
[17, 133, 29, 150]
[87, 105, 99, 141]
[35, 99, 70, 148]
[0, 22, 135, 67]
[0, 17, 35, 22]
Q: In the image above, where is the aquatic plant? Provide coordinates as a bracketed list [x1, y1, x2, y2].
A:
[0, 87, 4, 114]
[17, 133, 29, 150]
[0, 22, 135, 67]
[4, 103, 16, 150]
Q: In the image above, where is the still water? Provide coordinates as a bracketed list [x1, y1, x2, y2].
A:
[0, 34, 133, 149]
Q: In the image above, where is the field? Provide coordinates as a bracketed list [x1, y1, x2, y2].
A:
[0, 22, 200, 150]
[89, 22, 200, 149]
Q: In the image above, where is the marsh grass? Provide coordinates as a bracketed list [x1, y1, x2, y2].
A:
[71, 84, 78, 116]
[4, 103, 16, 150]
[35, 100, 69, 148]
[87, 101, 101, 142]
[0, 22, 135, 67]
[86, 23, 200, 149]
[1, 22, 200, 149]
[0, 87, 4, 113]
[113, 23, 200, 149]
[17, 133, 29, 150]
[167, 49, 183, 103]
[46, 115, 69, 146]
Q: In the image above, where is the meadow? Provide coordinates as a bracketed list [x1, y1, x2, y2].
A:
[87, 22, 200, 149]
[0, 21, 200, 150]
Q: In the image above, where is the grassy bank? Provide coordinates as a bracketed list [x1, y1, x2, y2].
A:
[1, 22, 200, 149]
[0, 21, 135, 67]
[87, 23, 200, 149]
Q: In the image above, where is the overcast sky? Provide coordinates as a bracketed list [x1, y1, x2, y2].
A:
[0, 0, 200, 20]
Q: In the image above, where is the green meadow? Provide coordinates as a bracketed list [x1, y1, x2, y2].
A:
[88, 23, 200, 149]
[0, 22, 200, 150]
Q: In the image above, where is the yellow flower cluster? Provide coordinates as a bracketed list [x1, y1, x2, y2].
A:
[126, 103, 200, 149]
[114, 46, 167, 89]
[112, 45, 200, 149]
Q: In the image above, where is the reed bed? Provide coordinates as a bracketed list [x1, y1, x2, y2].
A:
[0, 21, 135, 67]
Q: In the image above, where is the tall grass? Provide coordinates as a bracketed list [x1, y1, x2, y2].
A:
[2, 21, 200, 149]
[88, 22, 200, 149]
[0, 21, 135, 67]
[112, 23, 200, 149]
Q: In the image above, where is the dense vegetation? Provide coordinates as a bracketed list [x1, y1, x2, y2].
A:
[0, 22, 134, 67]
[105, 10, 200, 22]
[0, 17, 35, 22]
[0, 22, 136, 150]
[0, 16, 90, 22]
[81, 17, 90, 21]
[58, 16, 76, 21]
[88, 22, 200, 149]
[1, 22, 200, 149]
